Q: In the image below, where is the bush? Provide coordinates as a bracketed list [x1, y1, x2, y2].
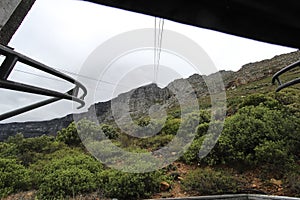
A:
[32, 151, 103, 199]
[6, 134, 64, 165]
[86, 140, 123, 164]
[41, 154, 103, 175]
[100, 124, 118, 139]
[169, 109, 181, 118]
[254, 140, 295, 176]
[207, 104, 300, 168]
[132, 134, 174, 151]
[275, 89, 300, 106]
[162, 118, 181, 135]
[227, 97, 243, 116]
[239, 93, 280, 109]
[76, 119, 114, 141]
[198, 110, 211, 124]
[196, 122, 209, 138]
[0, 158, 31, 198]
[182, 121, 224, 165]
[182, 168, 238, 195]
[285, 172, 300, 197]
[0, 142, 18, 159]
[37, 167, 97, 199]
[182, 137, 204, 164]
[97, 169, 162, 200]
[134, 119, 164, 138]
[33, 152, 103, 180]
[56, 122, 81, 146]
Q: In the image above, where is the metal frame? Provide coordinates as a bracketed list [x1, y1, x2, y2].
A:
[0, 44, 87, 121]
[272, 60, 300, 92]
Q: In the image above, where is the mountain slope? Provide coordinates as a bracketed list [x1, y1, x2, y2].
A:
[0, 50, 299, 141]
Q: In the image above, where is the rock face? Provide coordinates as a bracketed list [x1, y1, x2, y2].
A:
[0, 115, 73, 141]
[0, 50, 299, 141]
[227, 51, 300, 88]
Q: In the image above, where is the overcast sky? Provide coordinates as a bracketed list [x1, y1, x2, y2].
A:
[0, 0, 296, 123]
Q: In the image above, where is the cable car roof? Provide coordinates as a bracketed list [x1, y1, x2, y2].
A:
[85, 0, 300, 49]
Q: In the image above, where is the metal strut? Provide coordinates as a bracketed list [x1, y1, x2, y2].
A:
[272, 60, 300, 92]
[0, 44, 87, 121]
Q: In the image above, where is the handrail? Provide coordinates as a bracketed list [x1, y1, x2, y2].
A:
[272, 60, 300, 92]
[0, 44, 87, 121]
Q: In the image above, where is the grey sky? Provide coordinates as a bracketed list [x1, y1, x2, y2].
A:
[0, 0, 296, 123]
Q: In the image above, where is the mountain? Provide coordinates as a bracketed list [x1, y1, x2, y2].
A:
[0, 50, 299, 141]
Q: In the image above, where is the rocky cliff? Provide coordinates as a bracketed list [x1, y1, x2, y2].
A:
[0, 50, 299, 141]
[227, 50, 300, 88]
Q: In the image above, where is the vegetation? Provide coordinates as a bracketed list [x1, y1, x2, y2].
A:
[97, 170, 162, 200]
[182, 168, 239, 195]
[0, 158, 31, 198]
[1, 74, 300, 199]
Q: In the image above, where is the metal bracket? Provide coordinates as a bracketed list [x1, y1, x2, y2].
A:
[272, 60, 300, 92]
[0, 44, 87, 121]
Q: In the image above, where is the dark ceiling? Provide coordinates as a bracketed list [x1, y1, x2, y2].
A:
[84, 0, 300, 49]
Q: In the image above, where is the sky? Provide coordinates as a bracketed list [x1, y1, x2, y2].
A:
[0, 0, 296, 123]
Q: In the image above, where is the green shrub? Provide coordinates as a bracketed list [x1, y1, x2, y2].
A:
[97, 169, 162, 200]
[182, 137, 204, 164]
[275, 89, 300, 106]
[132, 134, 174, 151]
[285, 172, 300, 197]
[57, 119, 109, 146]
[37, 167, 97, 199]
[76, 119, 116, 141]
[201, 132, 235, 166]
[198, 110, 211, 124]
[239, 93, 280, 109]
[182, 168, 238, 195]
[100, 124, 118, 139]
[4, 134, 63, 166]
[77, 119, 101, 140]
[41, 154, 103, 175]
[32, 151, 103, 199]
[206, 104, 300, 168]
[178, 112, 201, 141]
[169, 109, 181, 118]
[56, 122, 82, 146]
[162, 118, 181, 135]
[0, 142, 17, 159]
[182, 121, 224, 165]
[86, 140, 123, 164]
[254, 140, 295, 176]
[37, 147, 84, 161]
[0, 158, 31, 198]
[196, 123, 209, 138]
[33, 152, 102, 181]
[227, 97, 243, 116]
[134, 119, 164, 138]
